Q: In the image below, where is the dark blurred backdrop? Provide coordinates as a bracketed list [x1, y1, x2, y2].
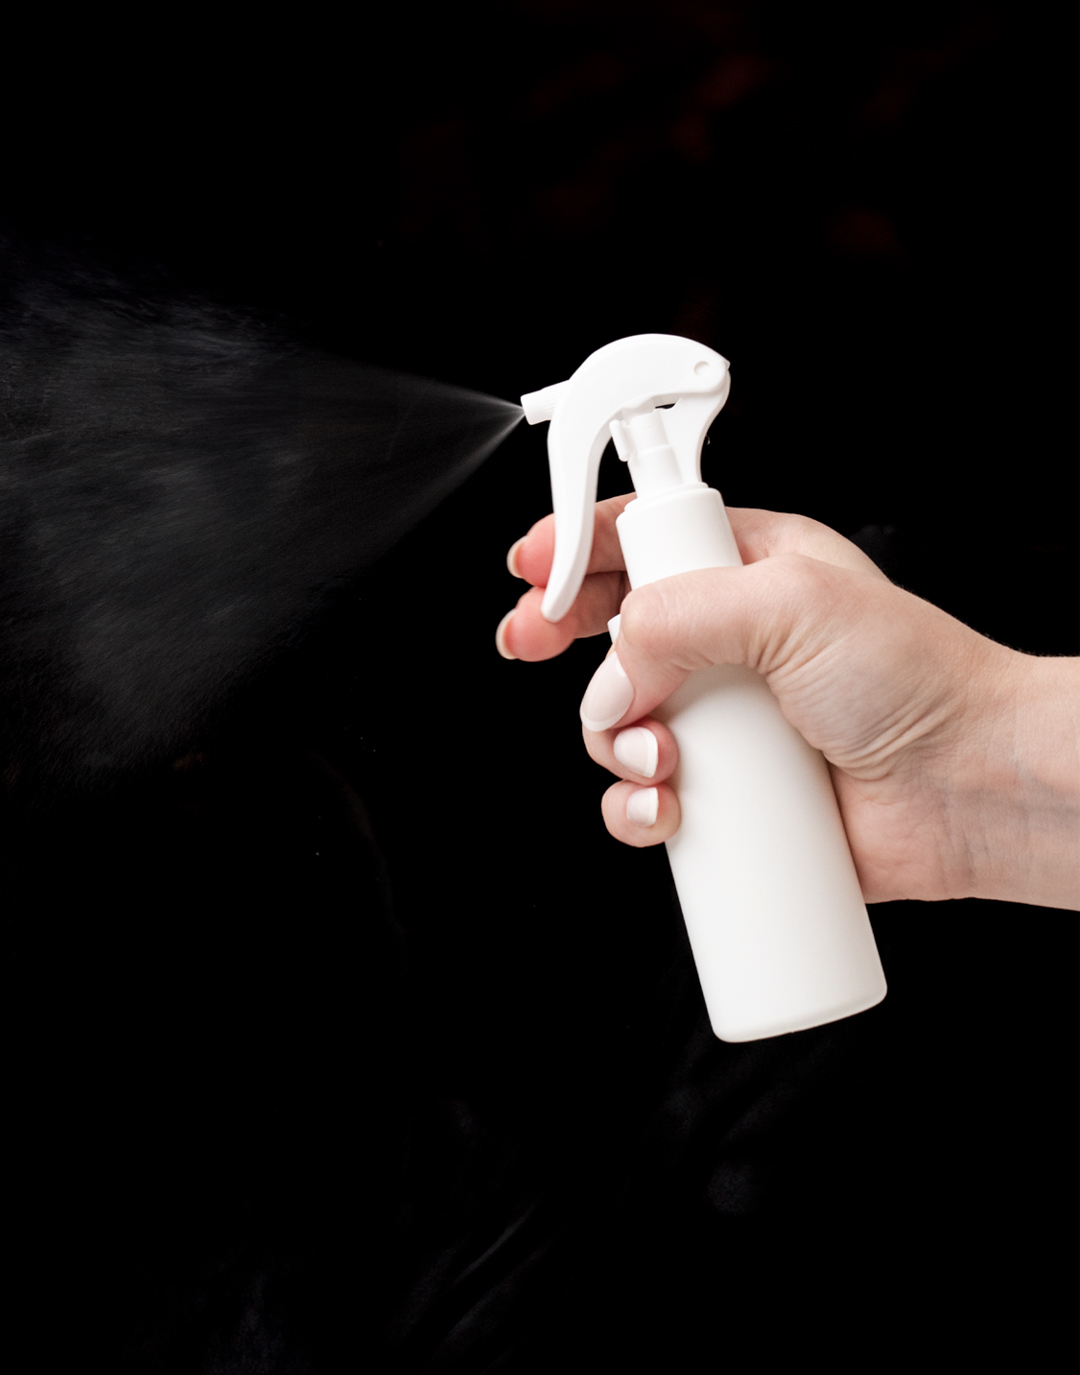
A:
[2, 4, 1076, 1371]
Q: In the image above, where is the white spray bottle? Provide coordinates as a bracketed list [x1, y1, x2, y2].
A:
[521, 334, 886, 1042]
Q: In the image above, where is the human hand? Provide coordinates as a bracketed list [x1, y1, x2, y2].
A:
[497, 496, 1079, 910]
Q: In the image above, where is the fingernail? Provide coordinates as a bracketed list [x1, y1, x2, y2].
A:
[506, 538, 525, 579]
[580, 651, 634, 732]
[495, 610, 517, 660]
[613, 726, 658, 779]
[626, 786, 658, 827]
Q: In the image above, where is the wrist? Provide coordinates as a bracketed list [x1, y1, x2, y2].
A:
[957, 650, 1080, 909]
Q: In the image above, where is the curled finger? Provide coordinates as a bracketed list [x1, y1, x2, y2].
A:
[497, 570, 628, 661]
[600, 780, 680, 848]
[581, 718, 679, 785]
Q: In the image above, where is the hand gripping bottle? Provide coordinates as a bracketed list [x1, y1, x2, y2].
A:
[521, 334, 886, 1041]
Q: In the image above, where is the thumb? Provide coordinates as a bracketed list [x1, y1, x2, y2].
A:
[578, 556, 861, 732]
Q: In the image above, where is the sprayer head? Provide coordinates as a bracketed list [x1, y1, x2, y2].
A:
[520, 334, 730, 622]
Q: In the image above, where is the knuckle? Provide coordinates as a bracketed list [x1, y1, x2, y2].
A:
[750, 550, 832, 606]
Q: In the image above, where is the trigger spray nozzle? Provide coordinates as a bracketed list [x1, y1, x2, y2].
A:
[519, 334, 730, 622]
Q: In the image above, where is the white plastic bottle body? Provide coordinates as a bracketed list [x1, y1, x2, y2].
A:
[616, 485, 887, 1042]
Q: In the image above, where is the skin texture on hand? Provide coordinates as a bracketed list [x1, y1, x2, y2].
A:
[499, 496, 1080, 911]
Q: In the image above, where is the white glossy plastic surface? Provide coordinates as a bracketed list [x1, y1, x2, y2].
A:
[534, 335, 729, 622]
[522, 334, 886, 1041]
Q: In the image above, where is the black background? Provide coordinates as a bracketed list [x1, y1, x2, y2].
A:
[2, 4, 1076, 1371]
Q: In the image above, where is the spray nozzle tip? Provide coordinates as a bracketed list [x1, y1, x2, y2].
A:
[520, 381, 568, 426]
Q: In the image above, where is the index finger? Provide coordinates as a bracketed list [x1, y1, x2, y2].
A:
[510, 500, 886, 594]
[509, 493, 636, 588]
